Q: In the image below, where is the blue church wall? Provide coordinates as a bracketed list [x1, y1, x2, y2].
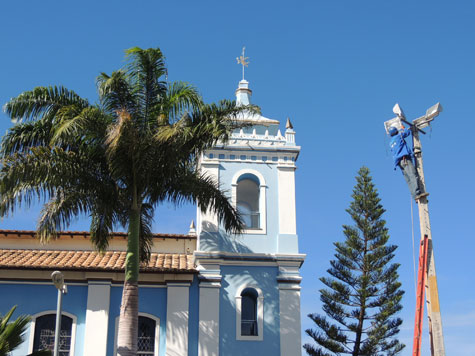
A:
[0, 283, 87, 356]
[219, 266, 280, 356]
[199, 161, 280, 254]
[188, 277, 199, 356]
[107, 285, 168, 356]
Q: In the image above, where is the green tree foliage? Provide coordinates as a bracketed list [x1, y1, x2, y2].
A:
[0, 47, 257, 356]
[304, 167, 405, 356]
[0, 306, 30, 356]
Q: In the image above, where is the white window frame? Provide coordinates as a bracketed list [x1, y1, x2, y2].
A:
[28, 310, 77, 356]
[232, 169, 267, 234]
[113, 313, 160, 356]
[235, 285, 264, 341]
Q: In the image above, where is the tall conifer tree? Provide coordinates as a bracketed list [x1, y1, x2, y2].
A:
[304, 167, 405, 356]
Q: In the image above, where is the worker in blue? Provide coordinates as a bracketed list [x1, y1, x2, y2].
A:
[388, 124, 425, 201]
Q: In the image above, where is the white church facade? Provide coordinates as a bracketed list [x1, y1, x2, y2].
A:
[0, 79, 305, 356]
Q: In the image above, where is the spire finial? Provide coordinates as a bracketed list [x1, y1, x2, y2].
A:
[286, 117, 293, 130]
[236, 46, 249, 80]
[188, 220, 196, 236]
[285, 117, 296, 146]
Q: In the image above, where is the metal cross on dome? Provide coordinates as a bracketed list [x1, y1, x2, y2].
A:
[236, 46, 249, 80]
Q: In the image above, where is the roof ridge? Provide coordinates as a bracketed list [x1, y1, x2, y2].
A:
[0, 229, 195, 239]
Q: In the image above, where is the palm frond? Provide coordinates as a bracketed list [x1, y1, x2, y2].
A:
[0, 120, 53, 156]
[155, 100, 259, 154]
[97, 71, 136, 115]
[89, 209, 115, 252]
[125, 47, 168, 123]
[105, 109, 134, 155]
[0, 305, 31, 356]
[0, 142, 114, 220]
[156, 81, 202, 124]
[36, 189, 92, 242]
[50, 105, 91, 144]
[3, 86, 88, 122]
[52, 106, 110, 146]
[125, 47, 167, 93]
[0, 148, 65, 217]
[152, 167, 243, 234]
[139, 203, 154, 263]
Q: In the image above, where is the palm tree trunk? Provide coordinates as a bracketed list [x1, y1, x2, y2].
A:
[117, 206, 141, 356]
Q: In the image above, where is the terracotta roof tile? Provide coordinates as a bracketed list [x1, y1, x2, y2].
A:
[0, 249, 196, 273]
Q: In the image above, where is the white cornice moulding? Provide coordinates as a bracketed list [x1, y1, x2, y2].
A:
[194, 251, 306, 266]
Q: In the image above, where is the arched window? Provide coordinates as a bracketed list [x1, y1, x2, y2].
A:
[32, 313, 73, 356]
[138, 316, 156, 356]
[235, 286, 264, 341]
[114, 313, 160, 356]
[237, 177, 260, 229]
[240, 288, 258, 336]
[232, 170, 267, 234]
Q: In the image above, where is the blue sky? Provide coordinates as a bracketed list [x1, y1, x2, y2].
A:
[1, 1, 474, 354]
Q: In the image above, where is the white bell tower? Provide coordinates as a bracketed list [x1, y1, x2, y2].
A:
[193, 63, 305, 356]
[195, 79, 300, 254]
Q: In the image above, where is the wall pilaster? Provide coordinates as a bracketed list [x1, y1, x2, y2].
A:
[83, 280, 111, 356]
[197, 263, 221, 356]
[166, 282, 190, 356]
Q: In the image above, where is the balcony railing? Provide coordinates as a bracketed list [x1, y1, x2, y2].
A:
[241, 320, 258, 336]
[242, 212, 260, 229]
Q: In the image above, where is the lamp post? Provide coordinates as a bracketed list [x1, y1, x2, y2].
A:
[384, 103, 445, 356]
[51, 271, 67, 356]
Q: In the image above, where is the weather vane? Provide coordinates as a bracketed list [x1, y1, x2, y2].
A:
[236, 46, 249, 80]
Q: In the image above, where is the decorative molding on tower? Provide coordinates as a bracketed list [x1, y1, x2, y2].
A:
[220, 80, 299, 152]
[285, 117, 296, 146]
[233, 80, 279, 125]
[235, 80, 252, 106]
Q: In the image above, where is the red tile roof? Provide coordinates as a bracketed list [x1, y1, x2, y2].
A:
[0, 249, 196, 273]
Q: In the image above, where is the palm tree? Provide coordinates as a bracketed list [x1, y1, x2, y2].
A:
[0, 305, 31, 356]
[0, 47, 256, 356]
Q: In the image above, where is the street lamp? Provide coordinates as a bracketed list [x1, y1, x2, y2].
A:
[413, 102, 443, 129]
[383, 102, 446, 356]
[384, 102, 443, 133]
[51, 271, 67, 356]
[392, 103, 406, 120]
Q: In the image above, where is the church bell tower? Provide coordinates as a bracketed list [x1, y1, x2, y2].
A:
[193, 56, 304, 355]
[196, 78, 300, 255]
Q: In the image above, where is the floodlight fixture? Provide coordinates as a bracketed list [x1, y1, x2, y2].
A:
[426, 102, 443, 119]
[413, 102, 443, 129]
[392, 103, 406, 120]
[383, 117, 403, 134]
